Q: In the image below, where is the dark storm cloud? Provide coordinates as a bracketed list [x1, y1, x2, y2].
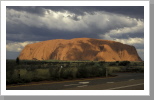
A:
[133, 43, 144, 49]
[6, 51, 20, 59]
[126, 32, 144, 38]
[6, 23, 100, 42]
[6, 7, 144, 42]
[7, 6, 45, 16]
[6, 6, 144, 41]
[7, 6, 144, 19]
[107, 32, 144, 39]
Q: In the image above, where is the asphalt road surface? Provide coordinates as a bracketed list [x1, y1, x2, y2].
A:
[6, 73, 144, 90]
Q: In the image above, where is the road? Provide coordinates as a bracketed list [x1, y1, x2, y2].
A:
[6, 73, 144, 90]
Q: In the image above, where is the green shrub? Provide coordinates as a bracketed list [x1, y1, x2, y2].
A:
[108, 67, 121, 75]
[19, 69, 34, 82]
[6, 70, 18, 84]
[109, 62, 117, 66]
[119, 61, 130, 66]
[32, 69, 50, 81]
[77, 65, 90, 78]
[61, 67, 78, 79]
[49, 66, 60, 80]
[77, 63, 107, 78]
[89, 65, 105, 77]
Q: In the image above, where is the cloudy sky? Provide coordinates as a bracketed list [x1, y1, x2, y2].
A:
[6, 6, 144, 60]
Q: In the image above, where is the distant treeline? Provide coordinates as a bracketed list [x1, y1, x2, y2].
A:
[7, 59, 144, 66]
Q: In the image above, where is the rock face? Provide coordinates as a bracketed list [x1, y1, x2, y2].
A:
[19, 38, 142, 62]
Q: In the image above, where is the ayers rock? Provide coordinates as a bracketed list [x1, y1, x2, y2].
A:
[19, 38, 142, 62]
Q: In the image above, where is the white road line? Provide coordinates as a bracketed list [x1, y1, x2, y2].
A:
[64, 82, 89, 87]
[64, 84, 80, 86]
[79, 82, 89, 84]
[105, 83, 144, 90]
[77, 85, 88, 87]
[64, 81, 89, 87]
[107, 82, 114, 83]
[129, 79, 135, 81]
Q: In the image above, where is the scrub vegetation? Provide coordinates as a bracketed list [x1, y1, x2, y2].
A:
[6, 59, 144, 85]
